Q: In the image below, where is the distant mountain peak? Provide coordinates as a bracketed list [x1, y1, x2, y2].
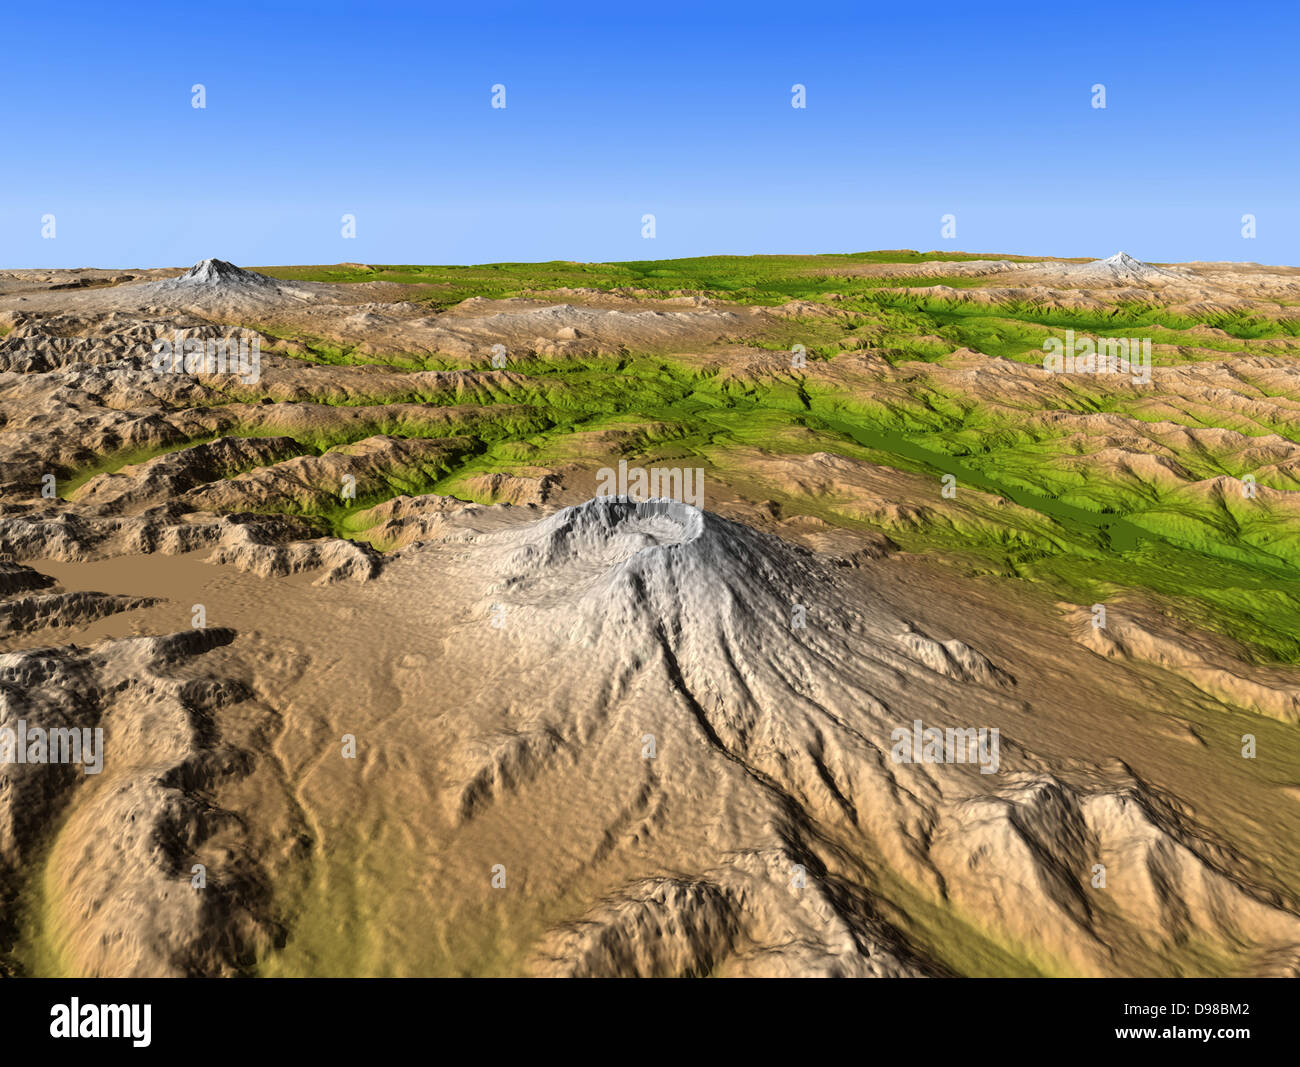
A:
[176, 259, 276, 288]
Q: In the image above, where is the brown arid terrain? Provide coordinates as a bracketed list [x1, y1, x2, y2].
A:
[2, 254, 1299, 977]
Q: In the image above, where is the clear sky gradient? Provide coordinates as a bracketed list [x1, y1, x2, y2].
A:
[4, 0, 1295, 268]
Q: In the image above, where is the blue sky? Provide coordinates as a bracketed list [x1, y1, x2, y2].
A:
[3, 0, 1295, 268]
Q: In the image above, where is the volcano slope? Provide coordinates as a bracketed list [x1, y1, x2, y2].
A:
[1, 254, 1299, 977]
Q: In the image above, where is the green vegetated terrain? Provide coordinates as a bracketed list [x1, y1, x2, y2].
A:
[261, 250, 1048, 308]
[75, 252, 1300, 664]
